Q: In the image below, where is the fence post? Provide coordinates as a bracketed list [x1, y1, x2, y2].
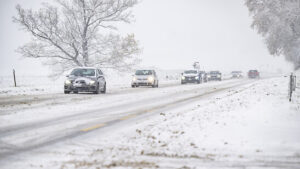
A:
[13, 69, 17, 87]
[293, 76, 296, 91]
[289, 73, 293, 102]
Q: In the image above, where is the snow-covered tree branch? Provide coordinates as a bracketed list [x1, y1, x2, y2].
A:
[13, 0, 141, 77]
[245, 0, 300, 70]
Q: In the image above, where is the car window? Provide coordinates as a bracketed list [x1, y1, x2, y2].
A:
[184, 70, 197, 74]
[98, 69, 103, 75]
[70, 68, 95, 77]
[210, 71, 220, 74]
[135, 70, 153, 75]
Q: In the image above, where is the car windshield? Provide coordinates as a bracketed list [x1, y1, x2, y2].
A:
[249, 70, 258, 73]
[135, 70, 152, 75]
[184, 70, 197, 74]
[210, 71, 220, 74]
[70, 68, 96, 77]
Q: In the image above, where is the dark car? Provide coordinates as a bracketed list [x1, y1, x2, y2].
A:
[64, 67, 106, 94]
[181, 70, 201, 84]
[207, 71, 222, 81]
[248, 70, 259, 78]
[131, 70, 159, 88]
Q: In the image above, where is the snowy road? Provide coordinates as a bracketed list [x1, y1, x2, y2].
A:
[1, 76, 299, 169]
[0, 79, 251, 157]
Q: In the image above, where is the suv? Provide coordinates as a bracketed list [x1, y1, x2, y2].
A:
[181, 70, 202, 84]
[64, 67, 106, 94]
[248, 70, 259, 78]
[131, 70, 159, 88]
[207, 71, 222, 81]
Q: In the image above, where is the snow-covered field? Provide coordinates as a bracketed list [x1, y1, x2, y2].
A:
[0, 73, 299, 168]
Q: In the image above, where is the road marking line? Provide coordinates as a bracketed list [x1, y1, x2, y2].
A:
[80, 123, 106, 132]
[120, 114, 137, 120]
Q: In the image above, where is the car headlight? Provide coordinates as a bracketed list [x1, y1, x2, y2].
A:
[195, 76, 199, 79]
[181, 76, 185, 80]
[147, 76, 154, 82]
[132, 76, 137, 82]
[89, 80, 96, 85]
[217, 75, 221, 77]
[207, 75, 211, 78]
[65, 80, 71, 85]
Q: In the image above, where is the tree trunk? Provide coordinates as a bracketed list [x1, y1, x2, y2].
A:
[82, 40, 88, 66]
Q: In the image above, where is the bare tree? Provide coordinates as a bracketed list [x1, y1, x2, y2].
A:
[13, 0, 141, 77]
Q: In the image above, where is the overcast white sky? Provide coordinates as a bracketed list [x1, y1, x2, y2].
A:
[0, 0, 293, 76]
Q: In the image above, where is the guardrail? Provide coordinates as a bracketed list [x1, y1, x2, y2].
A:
[288, 73, 297, 102]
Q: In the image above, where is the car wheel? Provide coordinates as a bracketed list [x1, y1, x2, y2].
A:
[131, 85, 135, 88]
[64, 91, 70, 94]
[101, 83, 106, 94]
[152, 81, 157, 88]
[73, 90, 78, 94]
[94, 84, 100, 94]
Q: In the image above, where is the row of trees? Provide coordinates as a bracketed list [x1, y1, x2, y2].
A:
[13, 0, 141, 77]
[245, 0, 300, 70]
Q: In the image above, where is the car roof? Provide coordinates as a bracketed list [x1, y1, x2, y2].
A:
[184, 70, 198, 71]
[136, 69, 154, 71]
[73, 67, 98, 70]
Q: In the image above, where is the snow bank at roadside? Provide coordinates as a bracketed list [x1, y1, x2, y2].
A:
[79, 76, 299, 168]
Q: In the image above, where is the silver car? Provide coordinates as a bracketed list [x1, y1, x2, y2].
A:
[131, 70, 159, 88]
[64, 67, 106, 94]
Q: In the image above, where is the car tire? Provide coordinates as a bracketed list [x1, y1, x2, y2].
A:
[94, 84, 100, 94]
[64, 91, 70, 94]
[101, 83, 106, 94]
[131, 85, 136, 88]
[73, 90, 78, 94]
[152, 81, 157, 88]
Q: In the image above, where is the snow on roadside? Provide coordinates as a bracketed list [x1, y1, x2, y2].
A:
[3, 76, 300, 169]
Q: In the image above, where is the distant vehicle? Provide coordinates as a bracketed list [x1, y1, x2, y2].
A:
[199, 71, 208, 82]
[231, 71, 243, 78]
[181, 70, 201, 84]
[64, 67, 106, 94]
[248, 70, 260, 78]
[131, 70, 159, 88]
[207, 71, 222, 81]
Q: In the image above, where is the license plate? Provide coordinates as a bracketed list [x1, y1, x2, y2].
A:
[74, 83, 82, 87]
